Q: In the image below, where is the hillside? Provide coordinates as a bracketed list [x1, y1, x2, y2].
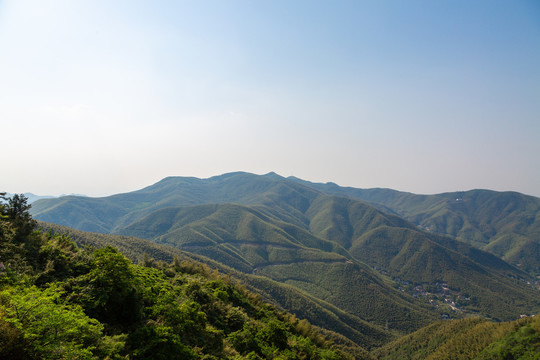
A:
[0, 194, 360, 359]
[374, 315, 540, 360]
[30, 172, 315, 233]
[301, 196, 538, 321]
[41, 222, 394, 350]
[35, 224, 540, 359]
[290, 178, 540, 276]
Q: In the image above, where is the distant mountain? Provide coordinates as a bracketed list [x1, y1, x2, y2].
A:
[30, 172, 540, 333]
[4, 192, 87, 204]
[4, 192, 55, 204]
[289, 178, 540, 276]
[31, 172, 297, 233]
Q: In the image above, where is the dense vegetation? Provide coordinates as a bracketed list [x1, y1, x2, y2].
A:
[0, 193, 355, 359]
[374, 315, 539, 359]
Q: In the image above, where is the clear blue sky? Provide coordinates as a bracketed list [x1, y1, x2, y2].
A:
[1, 0, 539, 197]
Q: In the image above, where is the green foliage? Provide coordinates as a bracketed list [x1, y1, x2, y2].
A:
[35, 232, 91, 285]
[374, 315, 540, 360]
[0, 284, 117, 359]
[3, 193, 37, 243]
[1, 192, 41, 278]
[128, 325, 197, 360]
[477, 315, 540, 360]
[65, 246, 142, 329]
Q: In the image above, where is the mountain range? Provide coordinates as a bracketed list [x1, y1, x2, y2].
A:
[289, 177, 540, 276]
[30, 172, 540, 348]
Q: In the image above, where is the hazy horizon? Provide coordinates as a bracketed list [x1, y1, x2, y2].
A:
[1, 1, 539, 197]
[5, 171, 540, 200]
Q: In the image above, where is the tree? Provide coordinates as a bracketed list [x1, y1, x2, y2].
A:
[4, 194, 36, 243]
[0, 285, 106, 359]
[0, 193, 36, 279]
[76, 246, 142, 328]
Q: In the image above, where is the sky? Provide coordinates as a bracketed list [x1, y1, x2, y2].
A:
[1, 0, 539, 197]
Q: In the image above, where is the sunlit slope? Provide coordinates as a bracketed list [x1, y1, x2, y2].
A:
[1, 211, 364, 360]
[30, 195, 127, 233]
[374, 315, 540, 360]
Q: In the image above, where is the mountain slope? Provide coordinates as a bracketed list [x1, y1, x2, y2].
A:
[290, 178, 540, 275]
[114, 194, 539, 322]
[31, 172, 320, 233]
[40, 222, 393, 349]
[115, 203, 437, 333]
[32, 171, 540, 277]
[301, 195, 538, 320]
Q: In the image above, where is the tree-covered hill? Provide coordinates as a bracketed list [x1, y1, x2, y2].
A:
[1, 193, 362, 359]
[290, 178, 540, 276]
[30, 172, 320, 233]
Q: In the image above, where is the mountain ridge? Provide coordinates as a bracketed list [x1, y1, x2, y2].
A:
[287, 176, 540, 275]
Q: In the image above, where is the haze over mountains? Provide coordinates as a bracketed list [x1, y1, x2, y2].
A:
[5, 192, 87, 204]
[30, 171, 540, 349]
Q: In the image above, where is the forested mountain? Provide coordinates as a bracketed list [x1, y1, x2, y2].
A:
[30, 173, 540, 337]
[290, 178, 540, 276]
[0, 193, 358, 359]
[113, 199, 537, 322]
[31, 172, 540, 278]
